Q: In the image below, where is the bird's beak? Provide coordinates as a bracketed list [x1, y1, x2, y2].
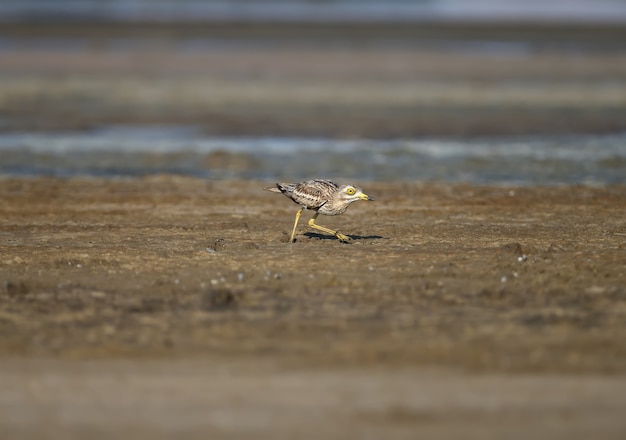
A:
[359, 192, 374, 201]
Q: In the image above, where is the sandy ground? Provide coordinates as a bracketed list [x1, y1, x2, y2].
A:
[2, 359, 626, 440]
[1, 177, 625, 438]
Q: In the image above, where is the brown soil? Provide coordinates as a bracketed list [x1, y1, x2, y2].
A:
[1, 177, 625, 438]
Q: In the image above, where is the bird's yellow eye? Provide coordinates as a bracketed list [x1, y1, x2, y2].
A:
[346, 187, 356, 195]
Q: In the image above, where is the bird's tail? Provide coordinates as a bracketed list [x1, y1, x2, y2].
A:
[265, 182, 297, 197]
[264, 184, 282, 193]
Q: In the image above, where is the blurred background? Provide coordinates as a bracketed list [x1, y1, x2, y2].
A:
[1, 0, 625, 184]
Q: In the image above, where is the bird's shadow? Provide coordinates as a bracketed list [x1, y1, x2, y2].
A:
[303, 232, 385, 242]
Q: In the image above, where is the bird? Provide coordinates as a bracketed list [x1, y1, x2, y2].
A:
[264, 179, 374, 243]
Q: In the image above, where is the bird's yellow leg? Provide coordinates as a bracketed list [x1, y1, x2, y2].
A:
[289, 208, 304, 243]
[308, 212, 351, 243]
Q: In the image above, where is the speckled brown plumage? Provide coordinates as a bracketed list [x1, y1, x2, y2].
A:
[265, 179, 374, 243]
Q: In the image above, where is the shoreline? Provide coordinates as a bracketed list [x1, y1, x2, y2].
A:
[1, 21, 625, 137]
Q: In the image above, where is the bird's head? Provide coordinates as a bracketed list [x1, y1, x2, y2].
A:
[338, 185, 374, 203]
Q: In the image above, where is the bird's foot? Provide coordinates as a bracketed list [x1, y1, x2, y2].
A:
[336, 232, 351, 243]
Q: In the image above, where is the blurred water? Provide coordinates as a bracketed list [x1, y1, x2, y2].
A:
[1, 127, 625, 185]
